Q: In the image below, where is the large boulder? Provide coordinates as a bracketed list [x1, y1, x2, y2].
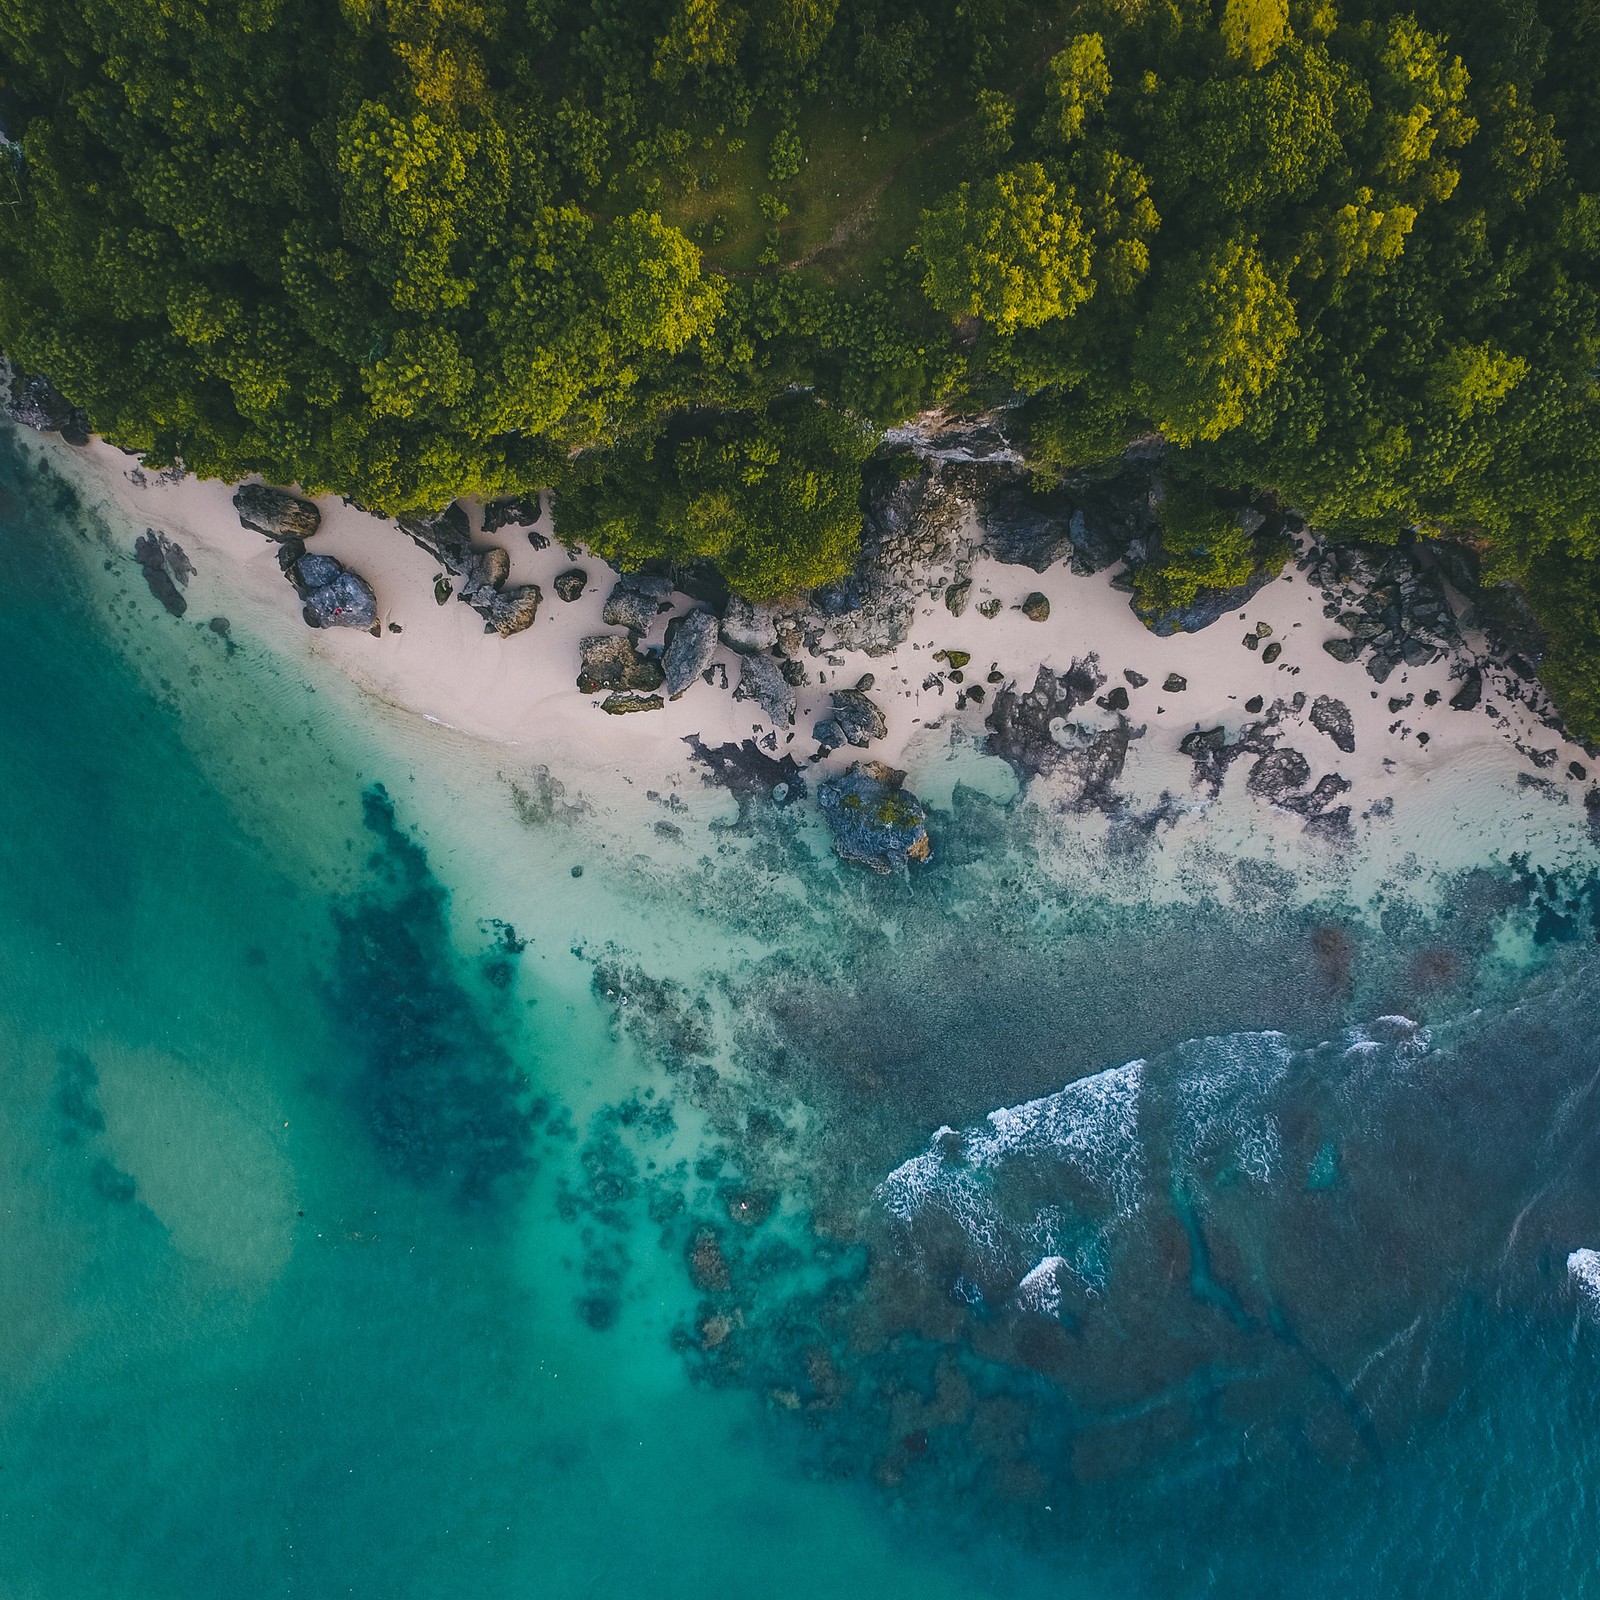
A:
[398, 503, 474, 570]
[720, 595, 780, 654]
[817, 763, 932, 875]
[735, 653, 796, 728]
[476, 584, 541, 638]
[603, 571, 675, 634]
[663, 608, 720, 699]
[480, 494, 542, 534]
[289, 551, 378, 629]
[577, 634, 664, 695]
[458, 546, 511, 606]
[1310, 695, 1355, 754]
[234, 484, 320, 542]
[816, 688, 886, 749]
[980, 462, 1156, 576]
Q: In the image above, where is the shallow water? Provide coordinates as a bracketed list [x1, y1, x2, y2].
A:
[4, 428, 1600, 1599]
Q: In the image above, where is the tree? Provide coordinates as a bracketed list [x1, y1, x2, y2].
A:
[919, 163, 1095, 332]
[1134, 241, 1298, 443]
[1036, 35, 1111, 146]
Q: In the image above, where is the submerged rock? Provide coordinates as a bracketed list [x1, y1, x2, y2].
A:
[735, 653, 796, 728]
[818, 762, 932, 875]
[133, 529, 194, 617]
[577, 634, 664, 695]
[233, 484, 320, 542]
[663, 608, 720, 699]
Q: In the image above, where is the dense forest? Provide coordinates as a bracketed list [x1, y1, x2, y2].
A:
[1, 1, 1597, 729]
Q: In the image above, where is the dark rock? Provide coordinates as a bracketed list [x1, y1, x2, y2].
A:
[979, 477, 1076, 571]
[1124, 668, 1148, 687]
[684, 736, 806, 812]
[600, 692, 663, 714]
[433, 574, 452, 606]
[1021, 592, 1051, 621]
[1424, 689, 1441, 706]
[208, 616, 230, 635]
[978, 599, 1002, 619]
[736, 652, 796, 728]
[476, 584, 541, 637]
[301, 569, 379, 629]
[4, 371, 75, 433]
[1261, 641, 1282, 663]
[234, 484, 320, 542]
[1135, 562, 1281, 637]
[985, 658, 1127, 793]
[554, 568, 588, 603]
[1310, 696, 1355, 754]
[604, 571, 674, 633]
[1243, 634, 1259, 651]
[1323, 637, 1359, 663]
[857, 672, 877, 689]
[1245, 695, 1264, 713]
[577, 634, 664, 695]
[979, 463, 1153, 575]
[132, 529, 194, 617]
[1449, 667, 1483, 712]
[1246, 748, 1312, 804]
[458, 546, 511, 605]
[1162, 673, 1187, 693]
[720, 595, 779, 653]
[481, 495, 542, 534]
[399, 503, 474, 570]
[945, 578, 972, 617]
[825, 688, 888, 748]
[1099, 685, 1130, 712]
[662, 609, 720, 699]
[817, 762, 931, 874]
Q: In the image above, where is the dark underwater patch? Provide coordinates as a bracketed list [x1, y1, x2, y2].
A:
[329, 784, 540, 1205]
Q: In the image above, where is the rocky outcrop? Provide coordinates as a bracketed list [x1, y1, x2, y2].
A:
[133, 529, 194, 617]
[662, 608, 720, 699]
[287, 550, 379, 629]
[983, 658, 1139, 812]
[476, 584, 542, 637]
[1303, 540, 1462, 683]
[603, 571, 674, 634]
[979, 460, 1157, 576]
[817, 762, 932, 875]
[735, 652, 795, 728]
[234, 484, 320, 542]
[1178, 702, 1351, 831]
[577, 634, 664, 695]
[399, 503, 537, 635]
[814, 688, 887, 749]
[3, 368, 90, 444]
[684, 736, 806, 816]
[480, 495, 541, 534]
[1309, 695, 1355, 753]
[720, 595, 780, 653]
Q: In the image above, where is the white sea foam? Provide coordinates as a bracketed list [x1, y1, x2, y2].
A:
[1568, 1249, 1600, 1318]
[1012, 1257, 1070, 1318]
[1169, 1030, 1294, 1184]
[874, 1059, 1145, 1273]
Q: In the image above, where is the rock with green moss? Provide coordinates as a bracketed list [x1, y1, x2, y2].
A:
[817, 762, 931, 875]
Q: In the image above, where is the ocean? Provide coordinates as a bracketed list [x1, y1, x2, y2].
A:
[3, 424, 1599, 1598]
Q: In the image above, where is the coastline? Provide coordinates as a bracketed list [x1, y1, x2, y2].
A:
[39, 428, 1600, 902]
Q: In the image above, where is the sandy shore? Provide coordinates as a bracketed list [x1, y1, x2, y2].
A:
[46, 434, 1600, 893]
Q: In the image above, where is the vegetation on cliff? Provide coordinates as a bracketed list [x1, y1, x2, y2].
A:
[0, 0, 1596, 729]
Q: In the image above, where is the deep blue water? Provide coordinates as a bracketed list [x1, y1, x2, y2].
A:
[3, 427, 1600, 1598]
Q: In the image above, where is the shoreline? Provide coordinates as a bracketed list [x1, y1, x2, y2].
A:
[32, 427, 1600, 894]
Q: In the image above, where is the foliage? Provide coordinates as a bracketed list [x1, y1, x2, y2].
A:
[0, 0, 1597, 732]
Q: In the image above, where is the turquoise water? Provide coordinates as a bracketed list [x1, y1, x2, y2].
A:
[3, 427, 1600, 1598]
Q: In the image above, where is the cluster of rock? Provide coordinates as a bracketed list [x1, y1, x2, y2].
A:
[1178, 695, 1354, 835]
[133, 528, 194, 616]
[1305, 540, 1462, 683]
[1, 364, 90, 445]
[399, 503, 541, 637]
[231, 485, 381, 632]
[984, 656, 1140, 813]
